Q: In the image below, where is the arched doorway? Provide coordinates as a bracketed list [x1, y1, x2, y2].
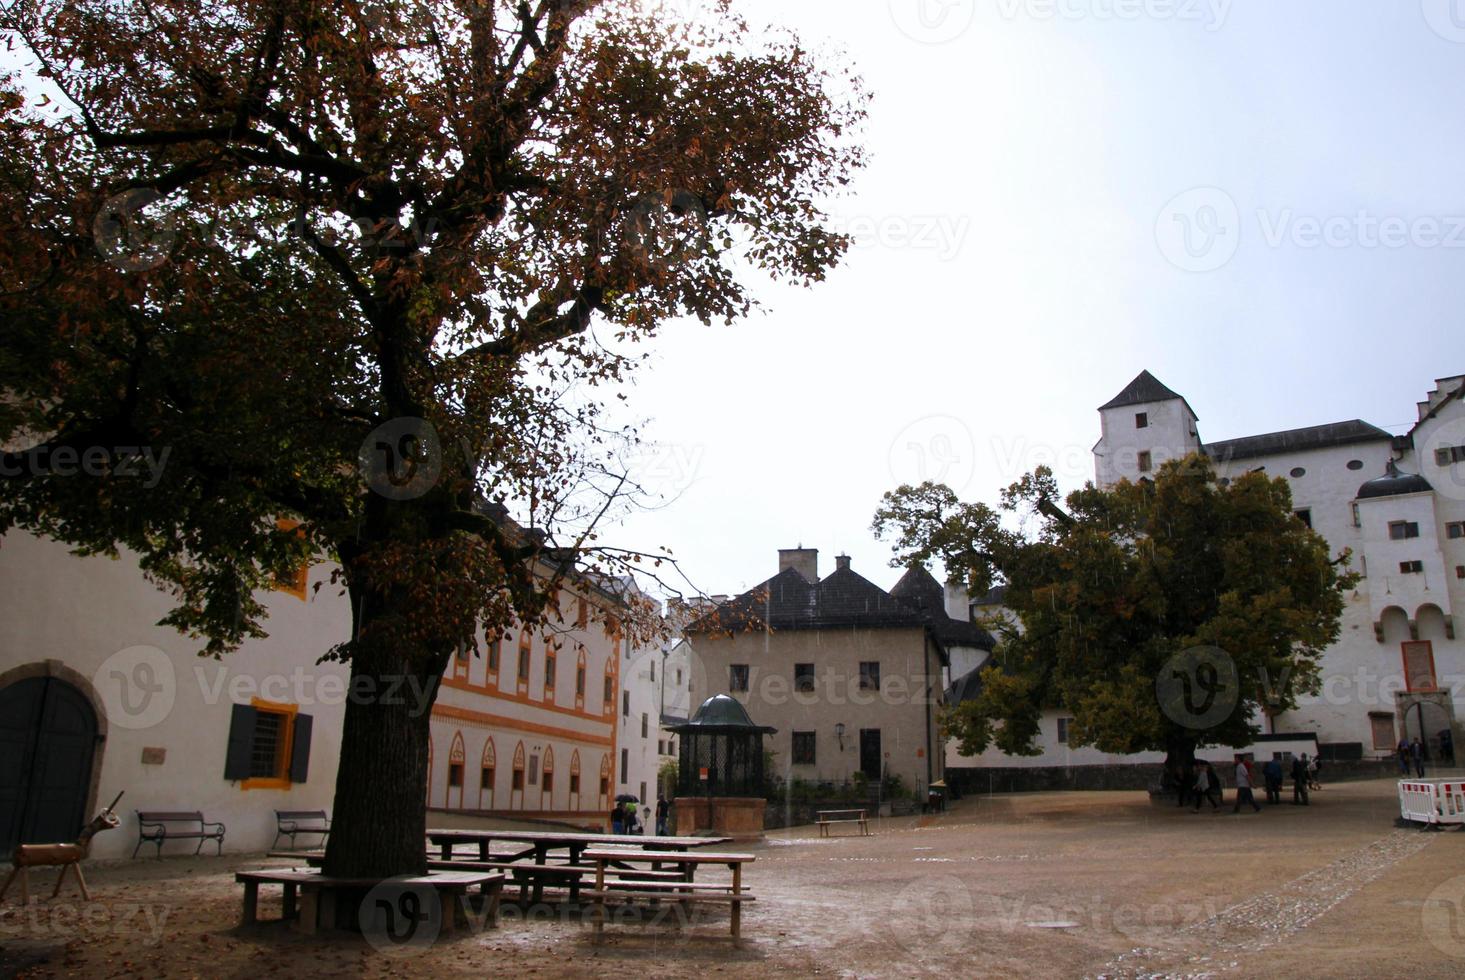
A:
[0, 676, 99, 850]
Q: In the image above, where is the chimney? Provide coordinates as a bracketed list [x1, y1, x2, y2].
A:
[835, 554, 852, 573]
[778, 547, 819, 583]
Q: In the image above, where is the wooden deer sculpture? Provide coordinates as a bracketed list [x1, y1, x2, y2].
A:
[1, 791, 124, 904]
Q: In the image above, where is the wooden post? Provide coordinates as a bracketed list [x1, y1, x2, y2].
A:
[730, 862, 743, 939]
[593, 856, 606, 939]
[240, 880, 259, 925]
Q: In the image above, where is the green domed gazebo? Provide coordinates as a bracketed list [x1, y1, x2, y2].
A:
[669, 694, 776, 837]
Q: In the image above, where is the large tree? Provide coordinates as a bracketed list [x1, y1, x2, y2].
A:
[0, 0, 865, 877]
[872, 457, 1357, 774]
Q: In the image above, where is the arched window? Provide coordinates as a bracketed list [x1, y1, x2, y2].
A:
[541, 746, 556, 810]
[602, 658, 616, 715]
[447, 732, 466, 810]
[544, 638, 558, 700]
[512, 741, 526, 809]
[479, 737, 497, 810]
[569, 750, 582, 810]
[575, 646, 587, 711]
[516, 630, 532, 695]
[598, 754, 612, 809]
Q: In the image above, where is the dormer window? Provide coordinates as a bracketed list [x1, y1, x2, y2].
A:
[1135, 412, 1148, 429]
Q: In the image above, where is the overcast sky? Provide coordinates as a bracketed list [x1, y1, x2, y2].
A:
[598, 0, 1465, 600]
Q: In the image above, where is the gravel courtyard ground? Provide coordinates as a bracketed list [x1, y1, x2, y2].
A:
[3, 776, 1463, 979]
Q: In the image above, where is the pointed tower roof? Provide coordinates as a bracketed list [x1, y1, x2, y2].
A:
[1099, 370, 1196, 419]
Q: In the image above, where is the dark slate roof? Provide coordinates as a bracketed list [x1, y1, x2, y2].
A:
[945, 665, 986, 706]
[974, 584, 1008, 606]
[1099, 370, 1190, 414]
[1205, 419, 1391, 463]
[1357, 460, 1434, 500]
[687, 564, 992, 651]
[890, 565, 945, 612]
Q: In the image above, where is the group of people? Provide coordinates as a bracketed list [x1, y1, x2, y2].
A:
[1396, 732, 1454, 777]
[1175, 753, 1317, 813]
[609, 795, 671, 835]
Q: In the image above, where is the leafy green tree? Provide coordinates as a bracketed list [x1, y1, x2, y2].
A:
[0, 0, 865, 877]
[873, 457, 1357, 773]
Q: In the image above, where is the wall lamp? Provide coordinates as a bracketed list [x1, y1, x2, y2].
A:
[835, 722, 846, 751]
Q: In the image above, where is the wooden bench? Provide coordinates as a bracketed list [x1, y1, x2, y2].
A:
[816, 808, 870, 837]
[583, 848, 756, 939]
[236, 868, 505, 935]
[273, 810, 331, 850]
[133, 810, 226, 857]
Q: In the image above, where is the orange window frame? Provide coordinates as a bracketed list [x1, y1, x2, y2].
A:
[240, 697, 299, 791]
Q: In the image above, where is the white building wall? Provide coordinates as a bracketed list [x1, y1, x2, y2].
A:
[0, 531, 351, 858]
[1095, 396, 1201, 487]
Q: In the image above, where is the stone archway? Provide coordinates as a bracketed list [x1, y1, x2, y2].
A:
[0, 661, 108, 850]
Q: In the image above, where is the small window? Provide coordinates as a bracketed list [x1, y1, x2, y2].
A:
[650, 661, 655, 682]
[481, 765, 495, 790]
[544, 651, 556, 692]
[730, 664, 750, 692]
[542, 769, 553, 794]
[1295, 509, 1312, 529]
[603, 674, 614, 704]
[569, 772, 581, 794]
[576, 662, 586, 696]
[792, 731, 816, 765]
[1457, 566, 1465, 579]
[1347, 459, 1364, 471]
[794, 663, 815, 693]
[448, 762, 464, 788]
[512, 767, 525, 791]
[487, 637, 501, 673]
[622, 690, 630, 716]
[676, 669, 683, 685]
[249, 709, 289, 778]
[518, 645, 530, 681]
[1352, 502, 1361, 528]
[1057, 717, 1074, 745]
[1436, 445, 1465, 465]
[1389, 521, 1420, 540]
[620, 748, 629, 784]
[599, 776, 610, 797]
[641, 712, 648, 738]
[1447, 521, 1465, 539]
[859, 661, 881, 692]
[1135, 412, 1148, 429]
[1137, 451, 1153, 473]
[1400, 560, 1424, 574]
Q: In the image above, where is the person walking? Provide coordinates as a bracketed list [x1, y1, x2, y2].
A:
[1263, 757, 1284, 805]
[1233, 755, 1261, 813]
[1398, 737, 1412, 775]
[611, 801, 626, 835]
[1291, 754, 1310, 806]
[1192, 761, 1219, 812]
[656, 795, 670, 836]
[1411, 737, 1426, 778]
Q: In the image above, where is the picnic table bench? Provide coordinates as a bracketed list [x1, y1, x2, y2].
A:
[133, 810, 226, 857]
[816, 808, 870, 837]
[582, 848, 756, 939]
[273, 809, 331, 850]
[237, 867, 505, 935]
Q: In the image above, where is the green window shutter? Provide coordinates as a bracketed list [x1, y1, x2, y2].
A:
[224, 703, 257, 780]
[288, 714, 313, 783]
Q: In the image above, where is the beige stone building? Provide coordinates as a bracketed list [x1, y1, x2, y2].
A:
[685, 548, 992, 798]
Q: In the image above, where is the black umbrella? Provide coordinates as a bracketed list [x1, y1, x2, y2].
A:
[615, 793, 639, 803]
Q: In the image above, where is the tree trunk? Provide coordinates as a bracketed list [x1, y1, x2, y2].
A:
[1161, 733, 1198, 793]
[321, 601, 445, 879]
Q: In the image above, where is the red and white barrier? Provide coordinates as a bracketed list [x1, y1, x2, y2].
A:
[1398, 779, 1465, 826]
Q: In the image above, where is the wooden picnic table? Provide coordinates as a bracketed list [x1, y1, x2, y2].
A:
[423, 830, 733, 904]
[581, 848, 757, 939]
[816, 808, 871, 837]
